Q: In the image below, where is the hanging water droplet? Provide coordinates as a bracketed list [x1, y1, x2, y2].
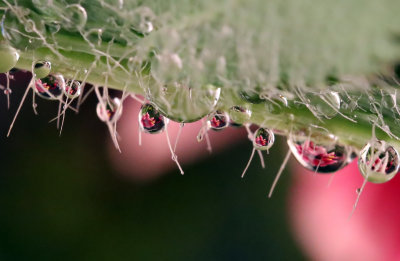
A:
[208, 111, 229, 131]
[253, 128, 275, 151]
[148, 83, 221, 123]
[64, 4, 87, 31]
[33, 60, 51, 78]
[34, 74, 64, 100]
[229, 106, 252, 127]
[63, 80, 81, 99]
[138, 103, 167, 134]
[358, 140, 400, 183]
[96, 97, 123, 123]
[287, 133, 350, 173]
[0, 44, 19, 73]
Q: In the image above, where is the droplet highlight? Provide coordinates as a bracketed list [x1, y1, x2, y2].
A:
[63, 80, 81, 99]
[96, 97, 123, 123]
[33, 60, 51, 79]
[0, 44, 19, 73]
[358, 140, 400, 183]
[253, 128, 275, 151]
[139, 103, 167, 134]
[229, 106, 252, 127]
[34, 74, 64, 100]
[208, 111, 229, 131]
[288, 133, 349, 173]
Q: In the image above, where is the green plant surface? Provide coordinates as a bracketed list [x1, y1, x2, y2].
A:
[2, 0, 400, 151]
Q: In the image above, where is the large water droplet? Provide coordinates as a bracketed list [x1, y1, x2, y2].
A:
[253, 128, 275, 151]
[229, 106, 252, 127]
[0, 44, 19, 73]
[148, 83, 221, 123]
[139, 103, 167, 134]
[96, 98, 123, 123]
[288, 133, 350, 173]
[34, 74, 64, 100]
[33, 60, 51, 78]
[63, 80, 81, 99]
[208, 111, 229, 131]
[358, 140, 400, 183]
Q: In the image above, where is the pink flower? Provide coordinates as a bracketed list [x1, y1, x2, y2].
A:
[295, 140, 342, 168]
[141, 112, 156, 128]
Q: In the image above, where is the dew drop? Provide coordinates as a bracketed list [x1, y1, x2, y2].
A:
[138, 103, 167, 134]
[63, 80, 81, 99]
[0, 44, 19, 73]
[358, 140, 400, 183]
[34, 74, 64, 100]
[208, 111, 229, 131]
[229, 106, 252, 127]
[287, 133, 350, 173]
[131, 6, 156, 35]
[253, 128, 275, 151]
[33, 60, 51, 79]
[96, 97, 123, 123]
[148, 83, 221, 123]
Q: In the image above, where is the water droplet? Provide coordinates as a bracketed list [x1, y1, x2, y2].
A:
[34, 74, 64, 100]
[96, 98, 123, 123]
[33, 60, 51, 79]
[64, 4, 87, 31]
[138, 103, 167, 134]
[356, 188, 361, 194]
[148, 83, 221, 123]
[229, 106, 252, 127]
[3, 88, 12, 95]
[358, 140, 400, 183]
[131, 6, 156, 35]
[288, 133, 350, 173]
[208, 111, 229, 131]
[0, 44, 19, 73]
[253, 128, 275, 150]
[63, 80, 81, 99]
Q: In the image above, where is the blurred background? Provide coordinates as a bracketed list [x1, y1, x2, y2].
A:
[0, 72, 306, 260]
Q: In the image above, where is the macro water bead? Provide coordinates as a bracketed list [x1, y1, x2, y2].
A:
[0, 44, 19, 73]
[208, 111, 229, 131]
[63, 80, 81, 99]
[33, 61, 51, 79]
[253, 128, 275, 151]
[96, 98, 123, 123]
[138, 103, 167, 134]
[229, 106, 252, 127]
[34, 74, 64, 100]
[287, 134, 350, 173]
[358, 141, 400, 183]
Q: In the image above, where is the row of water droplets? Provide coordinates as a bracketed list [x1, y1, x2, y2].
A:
[1, 46, 399, 212]
[0, 0, 399, 212]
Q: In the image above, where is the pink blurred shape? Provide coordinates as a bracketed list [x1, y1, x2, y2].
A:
[289, 159, 400, 261]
